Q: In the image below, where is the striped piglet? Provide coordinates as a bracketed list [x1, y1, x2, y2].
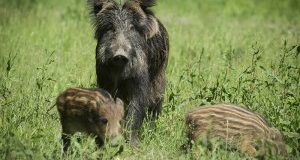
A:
[184, 103, 287, 157]
[56, 87, 124, 151]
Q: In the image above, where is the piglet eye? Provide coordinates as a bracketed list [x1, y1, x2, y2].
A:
[99, 117, 108, 124]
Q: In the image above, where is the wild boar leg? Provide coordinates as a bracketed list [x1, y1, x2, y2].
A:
[126, 79, 149, 146]
[61, 133, 71, 152]
[126, 97, 146, 146]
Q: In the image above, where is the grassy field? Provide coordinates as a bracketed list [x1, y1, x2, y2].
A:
[0, 0, 299, 159]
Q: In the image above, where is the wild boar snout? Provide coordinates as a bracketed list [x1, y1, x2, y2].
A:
[112, 54, 129, 67]
[108, 32, 131, 67]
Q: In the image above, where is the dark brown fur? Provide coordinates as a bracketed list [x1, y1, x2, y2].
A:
[56, 87, 124, 151]
[88, 0, 169, 145]
[184, 104, 287, 157]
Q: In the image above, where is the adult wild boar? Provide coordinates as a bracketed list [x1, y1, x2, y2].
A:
[88, 0, 169, 145]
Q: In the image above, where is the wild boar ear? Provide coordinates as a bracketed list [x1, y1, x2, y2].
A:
[134, 0, 157, 9]
[88, 0, 113, 16]
[129, 0, 160, 39]
[142, 15, 160, 39]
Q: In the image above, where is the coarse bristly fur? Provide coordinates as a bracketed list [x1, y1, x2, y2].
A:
[87, 0, 169, 145]
[56, 87, 124, 151]
[183, 103, 287, 158]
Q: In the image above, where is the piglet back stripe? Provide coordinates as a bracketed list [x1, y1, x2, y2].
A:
[224, 104, 271, 127]
[191, 112, 267, 134]
[200, 106, 268, 130]
[188, 104, 270, 132]
[195, 114, 265, 133]
[217, 104, 271, 130]
[67, 88, 109, 102]
[56, 88, 114, 113]
[187, 104, 270, 135]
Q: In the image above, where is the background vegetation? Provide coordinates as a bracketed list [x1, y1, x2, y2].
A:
[0, 0, 299, 159]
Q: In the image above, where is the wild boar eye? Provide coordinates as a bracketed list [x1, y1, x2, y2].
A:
[99, 117, 108, 124]
[129, 25, 135, 31]
[108, 26, 115, 32]
[101, 24, 115, 33]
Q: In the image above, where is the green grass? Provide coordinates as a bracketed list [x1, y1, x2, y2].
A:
[0, 0, 299, 159]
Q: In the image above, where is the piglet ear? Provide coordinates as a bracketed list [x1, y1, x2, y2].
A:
[270, 127, 283, 141]
[116, 97, 125, 116]
[116, 97, 124, 107]
[88, 0, 112, 16]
